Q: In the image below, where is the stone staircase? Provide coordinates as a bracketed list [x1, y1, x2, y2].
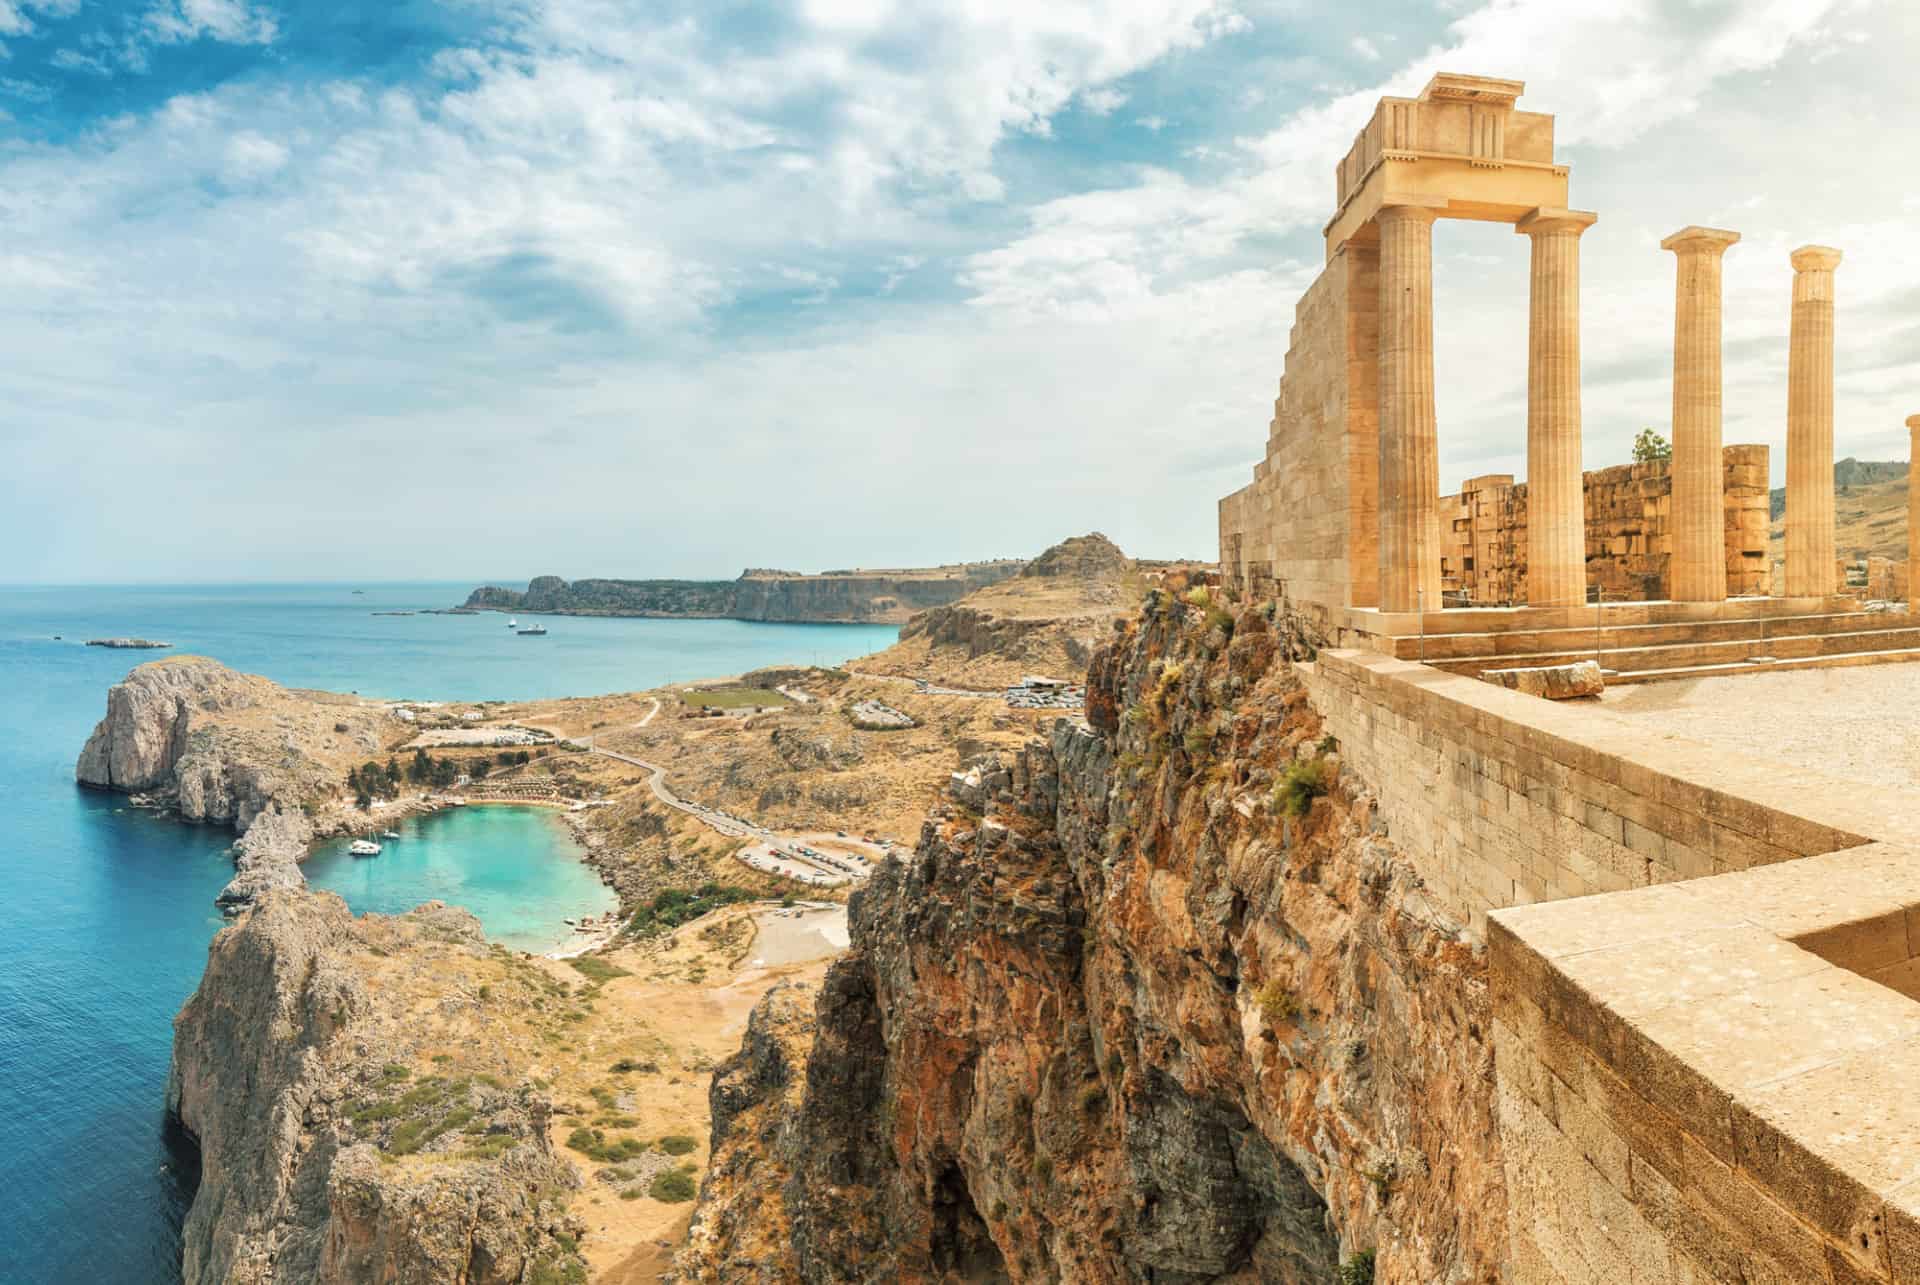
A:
[1382, 606, 1920, 685]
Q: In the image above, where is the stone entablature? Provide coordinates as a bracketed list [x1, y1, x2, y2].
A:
[1325, 73, 1567, 259]
[1436, 446, 1770, 605]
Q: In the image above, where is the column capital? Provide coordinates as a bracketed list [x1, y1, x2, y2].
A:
[1376, 198, 1445, 227]
[1907, 414, 1920, 431]
[1791, 245, 1843, 273]
[1516, 206, 1597, 238]
[1660, 225, 1740, 256]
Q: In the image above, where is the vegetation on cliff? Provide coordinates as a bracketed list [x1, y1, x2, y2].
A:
[678, 584, 1503, 1283]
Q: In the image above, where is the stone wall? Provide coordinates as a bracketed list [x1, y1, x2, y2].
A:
[1491, 844, 1920, 1283]
[1218, 243, 1378, 630]
[1300, 647, 1864, 936]
[1302, 639, 1920, 1280]
[1437, 446, 1771, 605]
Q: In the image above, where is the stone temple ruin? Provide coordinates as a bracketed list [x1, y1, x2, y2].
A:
[1218, 72, 1920, 684]
[1219, 75, 1920, 1282]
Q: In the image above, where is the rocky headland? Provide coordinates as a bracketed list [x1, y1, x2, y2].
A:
[857, 532, 1152, 688]
[169, 891, 586, 1284]
[465, 559, 1024, 625]
[675, 584, 1497, 1282]
[75, 655, 395, 910]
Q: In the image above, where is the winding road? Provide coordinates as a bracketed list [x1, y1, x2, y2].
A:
[579, 697, 889, 886]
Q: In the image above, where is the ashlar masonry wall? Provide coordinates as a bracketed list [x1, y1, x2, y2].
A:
[1218, 243, 1378, 628]
[1437, 446, 1771, 606]
[1300, 647, 1863, 936]
[1300, 641, 1920, 1282]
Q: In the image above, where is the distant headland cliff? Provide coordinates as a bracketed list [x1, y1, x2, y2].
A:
[463, 560, 1025, 624]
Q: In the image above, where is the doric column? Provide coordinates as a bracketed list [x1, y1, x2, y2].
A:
[1660, 226, 1741, 602]
[1518, 207, 1598, 607]
[1377, 204, 1442, 615]
[1909, 415, 1920, 613]
[1785, 246, 1843, 597]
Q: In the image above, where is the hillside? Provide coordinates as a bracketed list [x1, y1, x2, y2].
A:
[464, 560, 1024, 625]
[1767, 457, 1910, 589]
[852, 533, 1155, 688]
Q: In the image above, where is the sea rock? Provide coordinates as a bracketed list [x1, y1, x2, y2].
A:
[76, 656, 258, 792]
[168, 891, 583, 1285]
[1480, 659, 1605, 699]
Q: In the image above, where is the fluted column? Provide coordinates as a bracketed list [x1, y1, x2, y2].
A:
[1518, 208, 1598, 607]
[1377, 204, 1442, 615]
[1909, 415, 1920, 613]
[1660, 226, 1740, 602]
[1785, 246, 1843, 597]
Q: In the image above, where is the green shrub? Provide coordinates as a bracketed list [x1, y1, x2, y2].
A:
[628, 883, 757, 937]
[649, 1168, 698, 1202]
[568, 956, 631, 985]
[657, 1134, 697, 1156]
[1032, 1153, 1053, 1187]
[563, 1126, 650, 1163]
[1337, 1248, 1377, 1284]
[1273, 756, 1331, 818]
[1182, 724, 1213, 758]
[1077, 1084, 1106, 1114]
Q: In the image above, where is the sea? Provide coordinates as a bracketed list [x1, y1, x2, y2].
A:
[0, 582, 899, 1284]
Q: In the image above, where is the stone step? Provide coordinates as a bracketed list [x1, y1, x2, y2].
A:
[1602, 646, 1920, 685]
[1429, 626, 1920, 676]
[1390, 610, 1918, 661]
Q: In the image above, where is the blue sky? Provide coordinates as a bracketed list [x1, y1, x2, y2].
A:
[4, 0, 1916, 582]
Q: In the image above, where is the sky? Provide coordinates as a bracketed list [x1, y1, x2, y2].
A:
[3, 0, 1917, 583]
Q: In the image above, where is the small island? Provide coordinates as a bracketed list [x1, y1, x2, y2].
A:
[85, 638, 171, 649]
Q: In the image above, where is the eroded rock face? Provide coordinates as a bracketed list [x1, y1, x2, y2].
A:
[75, 656, 393, 910]
[169, 892, 583, 1285]
[76, 655, 259, 793]
[680, 594, 1504, 1283]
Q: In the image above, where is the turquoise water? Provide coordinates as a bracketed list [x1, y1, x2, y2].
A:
[304, 805, 618, 953]
[0, 583, 897, 1283]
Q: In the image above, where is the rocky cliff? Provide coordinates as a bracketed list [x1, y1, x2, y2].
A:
[76, 656, 391, 908]
[464, 561, 1024, 624]
[169, 891, 586, 1284]
[677, 587, 1503, 1283]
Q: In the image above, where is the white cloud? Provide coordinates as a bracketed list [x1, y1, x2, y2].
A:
[144, 0, 279, 47]
[3, 0, 1916, 581]
[1350, 35, 1380, 61]
[1082, 86, 1128, 115]
[1136, 114, 1168, 131]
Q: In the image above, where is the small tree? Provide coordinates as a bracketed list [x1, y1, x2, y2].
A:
[1632, 428, 1672, 464]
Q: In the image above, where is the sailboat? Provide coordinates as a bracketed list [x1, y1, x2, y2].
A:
[507, 617, 518, 628]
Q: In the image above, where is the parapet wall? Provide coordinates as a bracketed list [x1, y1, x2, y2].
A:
[1301, 647, 1861, 935]
[1303, 641, 1920, 1282]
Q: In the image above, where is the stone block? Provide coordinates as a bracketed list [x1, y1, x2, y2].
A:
[1480, 660, 1605, 700]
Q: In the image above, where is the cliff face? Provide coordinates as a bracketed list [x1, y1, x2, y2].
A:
[464, 561, 1024, 624]
[76, 656, 391, 909]
[169, 891, 585, 1285]
[679, 590, 1503, 1283]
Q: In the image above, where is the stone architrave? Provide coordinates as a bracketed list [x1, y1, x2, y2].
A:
[1910, 415, 1920, 613]
[1785, 246, 1843, 597]
[1660, 227, 1741, 603]
[1377, 202, 1444, 615]
[1518, 208, 1599, 607]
